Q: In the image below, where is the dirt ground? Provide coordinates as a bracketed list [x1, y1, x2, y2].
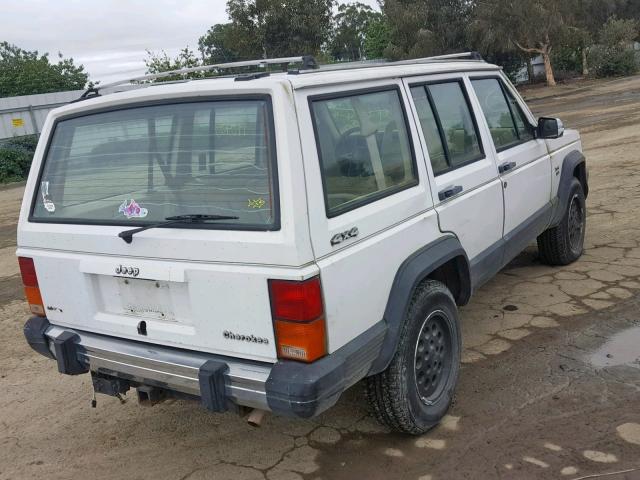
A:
[2, 76, 640, 480]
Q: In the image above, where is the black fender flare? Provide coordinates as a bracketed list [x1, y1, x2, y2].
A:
[550, 150, 588, 226]
[368, 236, 470, 375]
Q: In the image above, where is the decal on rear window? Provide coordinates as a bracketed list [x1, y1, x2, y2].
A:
[247, 197, 266, 209]
[40, 181, 55, 213]
[118, 199, 148, 219]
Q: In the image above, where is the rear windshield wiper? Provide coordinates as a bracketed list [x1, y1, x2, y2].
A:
[118, 214, 239, 244]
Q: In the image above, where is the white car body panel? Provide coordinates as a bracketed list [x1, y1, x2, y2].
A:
[18, 80, 315, 362]
[547, 130, 582, 198]
[497, 141, 551, 235]
[295, 78, 438, 350]
[17, 59, 584, 373]
[403, 74, 504, 262]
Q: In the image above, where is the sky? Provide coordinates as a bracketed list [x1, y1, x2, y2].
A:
[2, 0, 380, 85]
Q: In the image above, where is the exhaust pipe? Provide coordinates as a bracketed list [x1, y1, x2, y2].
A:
[246, 409, 268, 427]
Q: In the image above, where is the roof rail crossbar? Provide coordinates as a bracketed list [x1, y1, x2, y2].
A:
[420, 51, 484, 61]
[289, 51, 485, 75]
[81, 55, 318, 97]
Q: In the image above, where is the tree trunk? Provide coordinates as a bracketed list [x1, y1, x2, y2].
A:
[541, 49, 556, 87]
[581, 48, 589, 76]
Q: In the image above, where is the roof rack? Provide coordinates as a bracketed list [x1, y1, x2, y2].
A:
[75, 51, 484, 101]
[288, 51, 485, 75]
[77, 55, 319, 100]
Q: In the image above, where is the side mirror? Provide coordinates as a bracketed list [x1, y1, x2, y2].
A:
[537, 117, 565, 139]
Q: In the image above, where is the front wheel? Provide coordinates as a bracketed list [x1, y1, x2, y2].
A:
[365, 280, 461, 435]
[538, 178, 586, 266]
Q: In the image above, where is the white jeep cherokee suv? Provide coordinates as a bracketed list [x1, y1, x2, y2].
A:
[19, 54, 587, 434]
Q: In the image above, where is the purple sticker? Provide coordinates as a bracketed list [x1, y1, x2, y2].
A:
[118, 199, 148, 219]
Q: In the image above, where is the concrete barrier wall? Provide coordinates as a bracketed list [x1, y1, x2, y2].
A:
[0, 90, 84, 139]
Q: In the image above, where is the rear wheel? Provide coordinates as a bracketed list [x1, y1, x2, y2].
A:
[538, 178, 586, 265]
[365, 280, 461, 435]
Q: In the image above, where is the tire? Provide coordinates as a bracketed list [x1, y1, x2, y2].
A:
[365, 280, 461, 435]
[537, 178, 586, 266]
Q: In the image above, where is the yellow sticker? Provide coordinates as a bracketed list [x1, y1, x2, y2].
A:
[11, 118, 24, 128]
[247, 198, 266, 209]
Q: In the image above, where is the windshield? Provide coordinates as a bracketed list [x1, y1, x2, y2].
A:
[32, 98, 278, 230]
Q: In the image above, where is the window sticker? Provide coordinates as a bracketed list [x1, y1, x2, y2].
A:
[247, 197, 266, 209]
[118, 199, 148, 219]
[40, 181, 55, 213]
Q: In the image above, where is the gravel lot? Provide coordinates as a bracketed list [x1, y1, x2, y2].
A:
[1, 76, 640, 480]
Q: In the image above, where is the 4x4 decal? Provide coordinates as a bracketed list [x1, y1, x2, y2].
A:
[330, 227, 359, 246]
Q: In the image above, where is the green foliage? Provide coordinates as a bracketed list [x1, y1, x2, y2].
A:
[589, 17, 639, 77]
[587, 17, 639, 77]
[0, 135, 37, 183]
[0, 42, 88, 98]
[225, 0, 335, 58]
[551, 45, 583, 76]
[144, 47, 202, 81]
[484, 52, 528, 83]
[590, 47, 638, 77]
[598, 17, 638, 47]
[473, 0, 570, 54]
[198, 24, 240, 63]
[382, 0, 436, 59]
[382, 0, 474, 60]
[364, 17, 391, 59]
[330, 3, 382, 61]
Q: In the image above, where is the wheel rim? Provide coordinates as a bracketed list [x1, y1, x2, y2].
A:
[414, 310, 453, 405]
[567, 193, 585, 253]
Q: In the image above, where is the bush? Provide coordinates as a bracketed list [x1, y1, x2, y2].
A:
[589, 17, 640, 78]
[0, 134, 37, 183]
[589, 46, 638, 77]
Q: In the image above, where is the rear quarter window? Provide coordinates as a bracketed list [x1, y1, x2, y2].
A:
[310, 87, 418, 217]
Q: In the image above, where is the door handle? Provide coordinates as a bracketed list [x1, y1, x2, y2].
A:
[498, 161, 516, 174]
[438, 185, 463, 201]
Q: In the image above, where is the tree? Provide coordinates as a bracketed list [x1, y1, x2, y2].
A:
[567, 0, 630, 76]
[364, 16, 392, 59]
[0, 42, 88, 97]
[330, 3, 382, 61]
[383, 0, 474, 60]
[473, 0, 576, 86]
[225, 0, 335, 59]
[198, 23, 240, 63]
[598, 16, 638, 47]
[144, 47, 202, 81]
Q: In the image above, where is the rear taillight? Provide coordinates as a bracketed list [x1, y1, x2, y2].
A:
[269, 276, 327, 362]
[18, 257, 45, 316]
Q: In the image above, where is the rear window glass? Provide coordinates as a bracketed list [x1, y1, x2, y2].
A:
[32, 99, 278, 229]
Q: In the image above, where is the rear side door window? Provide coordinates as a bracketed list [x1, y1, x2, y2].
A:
[471, 78, 534, 151]
[310, 88, 418, 217]
[410, 81, 483, 175]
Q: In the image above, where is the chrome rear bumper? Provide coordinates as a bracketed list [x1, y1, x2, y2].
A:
[24, 317, 387, 418]
[44, 324, 273, 411]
